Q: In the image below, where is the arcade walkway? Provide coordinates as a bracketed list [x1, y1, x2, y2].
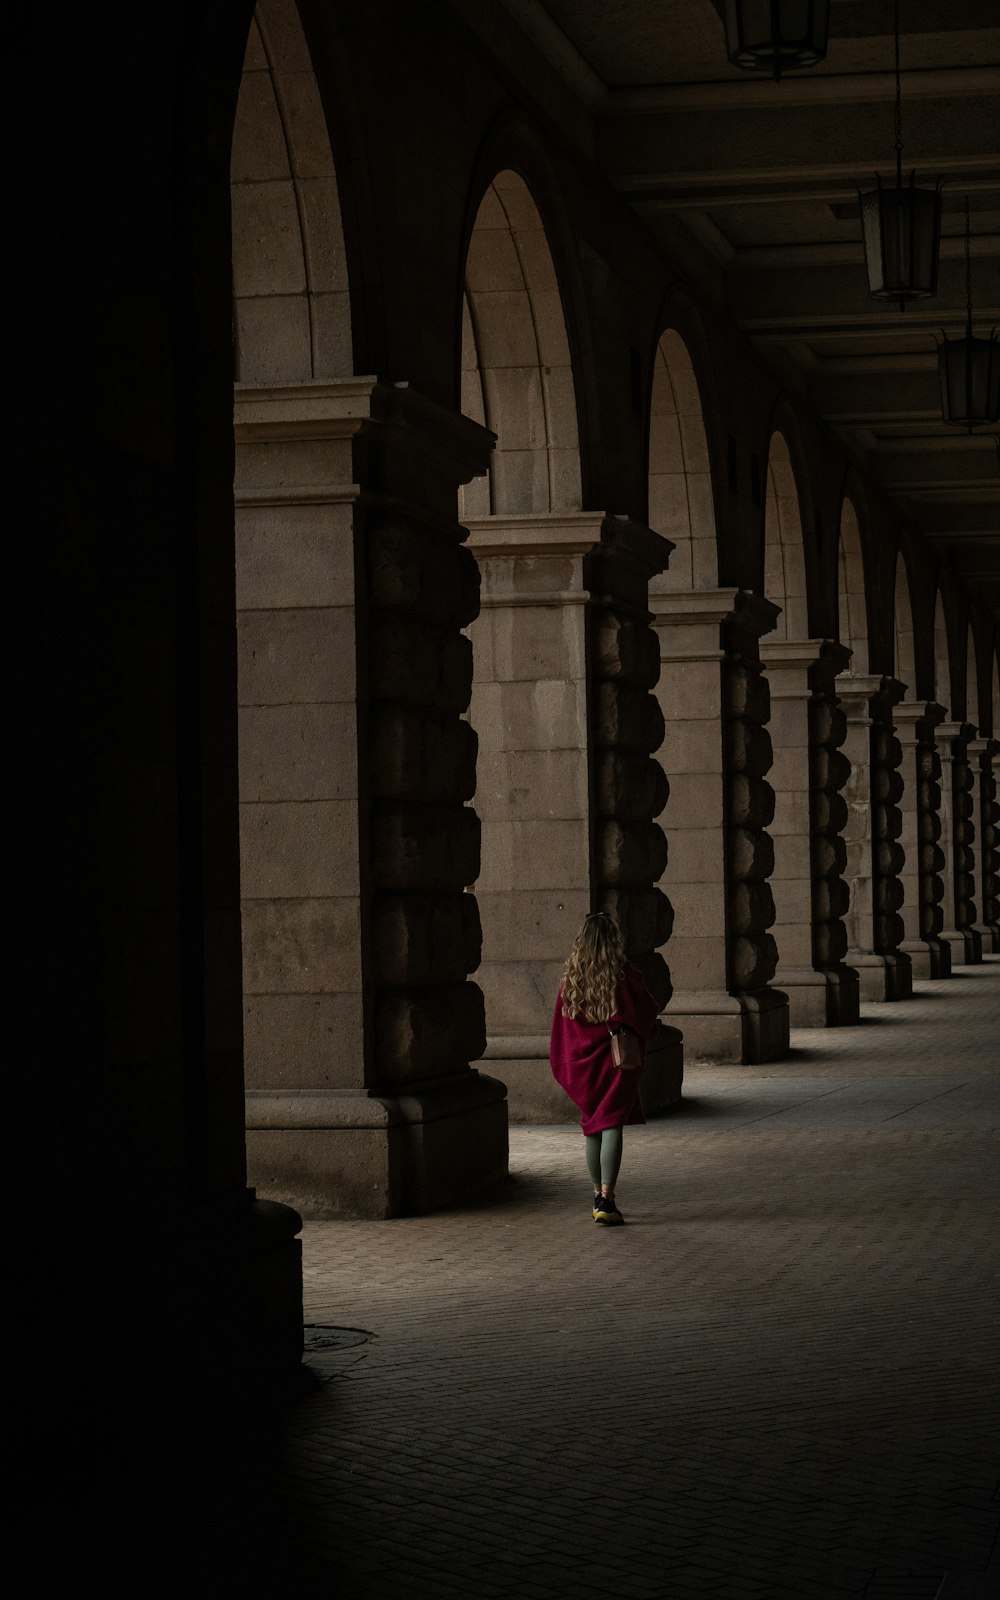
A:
[241, 961, 999, 1598]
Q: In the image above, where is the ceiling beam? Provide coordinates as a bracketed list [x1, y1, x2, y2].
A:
[814, 370, 941, 423]
[732, 257, 1000, 339]
[733, 233, 999, 271]
[605, 65, 1000, 115]
[602, 98, 999, 192]
[625, 171, 998, 212]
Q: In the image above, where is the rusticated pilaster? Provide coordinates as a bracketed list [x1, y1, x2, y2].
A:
[871, 717, 906, 958]
[652, 588, 788, 1064]
[368, 509, 486, 1076]
[760, 638, 857, 1027]
[837, 674, 912, 1002]
[464, 512, 679, 1121]
[236, 379, 508, 1217]
[722, 596, 790, 1061]
[966, 738, 996, 951]
[981, 742, 1000, 950]
[724, 654, 778, 995]
[951, 736, 982, 962]
[937, 721, 983, 965]
[589, 523, 673, 1007]
[808, 647, 859, 1023]
[895, 701, 950, 978]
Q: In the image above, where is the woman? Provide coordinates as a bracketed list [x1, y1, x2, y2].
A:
[549, 911, 660, 1226]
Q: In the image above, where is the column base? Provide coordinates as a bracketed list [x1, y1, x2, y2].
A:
[774, 965, 860, 1028]
[845, 950, 913, 1002]
[118, 1192, 304, 1379]
[900, 937, 952, 980]
[483, 1027, 684, 1122]
[666, 987, 789, 1064]
[246, 1072, 508, 1218]
[940, 929, 983, 967]
[187, 1194, 305, 1377]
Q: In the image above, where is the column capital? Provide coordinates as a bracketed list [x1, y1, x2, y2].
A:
[653, 587, 780, 663]
[761, 637, 851, 696]
[938, 720, 976, 746]
[836, 673, 903, 717]
[466, 510, 672, 576]
[968, 735, 999, 759]
[235, 375, 496, 498]
[894, 699, 947, 742]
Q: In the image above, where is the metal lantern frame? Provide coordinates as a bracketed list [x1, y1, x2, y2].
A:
[938, 199, 1000, 432]
[724, 0, 830, 81]
[858, 0, 942, 309]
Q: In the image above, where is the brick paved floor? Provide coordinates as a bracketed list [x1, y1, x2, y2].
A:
[236, 960, 999, 1599]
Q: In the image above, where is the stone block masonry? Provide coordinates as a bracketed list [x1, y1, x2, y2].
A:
[237, 379, 507, 1216]
[467, 513, 682, 1121]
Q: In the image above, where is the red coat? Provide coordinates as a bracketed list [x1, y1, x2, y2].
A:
[549, 963, 661, 1135]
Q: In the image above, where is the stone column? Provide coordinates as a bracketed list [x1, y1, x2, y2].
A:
[760, 639, 859, 1027]
[465, 512, 682, 1121]
[653, 588, 789, 1063]
[235, 379, 508, 1217]
[980, 741, 1000, 952]
[894, 700, 951, 979]
[837, 675, 913, 1001]
[937, 721, 983, 967]
[966, 737, 994, 951]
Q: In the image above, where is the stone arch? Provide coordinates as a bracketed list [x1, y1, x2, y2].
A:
[457, 168, 602, 1114]
[934, 584, 953, 716]
[893, 550, 917, 696]
[965, 623, 980, 728]
[232, 1, 389, 1212]
[837, 497, 871, 675]
[758, 429, 855, 1025]
[460, 170, 581, 518]
[763, 432, 809, 641]
[231, 0, 353, 384]
[648, 328, 718, 591]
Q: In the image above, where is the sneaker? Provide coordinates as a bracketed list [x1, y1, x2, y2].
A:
[594, 1195, 624, 1226]
[592, 1192, 602, 1218]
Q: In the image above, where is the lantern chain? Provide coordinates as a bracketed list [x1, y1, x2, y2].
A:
[965, 195, 973, 337]
[893, 0, 903, 188]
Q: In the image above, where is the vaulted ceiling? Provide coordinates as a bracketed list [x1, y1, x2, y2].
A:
[496, 0, 1000, 613]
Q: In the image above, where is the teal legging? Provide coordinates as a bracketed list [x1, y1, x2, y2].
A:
[585, 1127, 624, 1190]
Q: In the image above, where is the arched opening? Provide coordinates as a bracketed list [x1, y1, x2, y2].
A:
[931, 584, 981, 963]
[460, 171, 588, 1110]
[232, 2, 352, 383]
[893, 553, 916, 697]
[834, 497, 903, 998]
[648, 330, 717, 590]
[966, 626, 979, 729]
[763, 434, 808, 642]
[759, 433, 833, 1023]
[934, 588, 952, 717]
[647, 331, 725, 1040]
[460, 171, 580, 519]
[837, 499, 870, 676]
[232, 0, 365, 1208]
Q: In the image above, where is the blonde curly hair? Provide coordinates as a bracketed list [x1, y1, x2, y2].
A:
[561, 911, 625, 1023]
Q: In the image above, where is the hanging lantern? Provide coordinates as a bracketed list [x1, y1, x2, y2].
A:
[859, 0, 942, 309]
[859, 174, 942, 305]
[724, 1, 830, 80]
[938, 199, 1000, 431]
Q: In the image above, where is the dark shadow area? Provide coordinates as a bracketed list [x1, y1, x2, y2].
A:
[445, 1169, 564, 1214]
[656, 1095, 735, 1120]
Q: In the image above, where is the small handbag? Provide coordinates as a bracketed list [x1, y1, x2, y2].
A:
[609, 1025, 642, 1070]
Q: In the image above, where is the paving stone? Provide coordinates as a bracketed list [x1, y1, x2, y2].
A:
[230, 960, 999, 1596]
